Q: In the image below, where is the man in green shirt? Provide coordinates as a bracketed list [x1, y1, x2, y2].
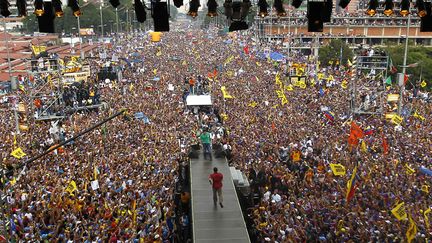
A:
[199, 130, 212, 160]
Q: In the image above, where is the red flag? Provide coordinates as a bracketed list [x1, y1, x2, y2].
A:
[350, 121, 364, 139]
[213, 69, 217, 77]
[271, 122, 276, 132]
[243, 45, 249, 55]
[404, 74, 409, 85]
[382, 134, 389, 154]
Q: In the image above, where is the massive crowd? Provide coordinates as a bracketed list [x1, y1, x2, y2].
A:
[0, 23, 431, 242]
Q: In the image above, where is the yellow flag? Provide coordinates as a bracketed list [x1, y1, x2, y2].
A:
[391, 202, 407, 220]
[347, 59, 352, 67]
[361, 140, 367, 153]
[248, 101, 258, 108]
[31, 45, 47, 55]
[341, 80, 348, 89]
[285, 85, 294, 91]
[420, 80, 427, 88]
[424, 208, 431, 228]
[65, 180, 78, 194]
[275, 73, 282, 86]
[221, 86, 233, 99]
[10, 177, 17, 186]
[317, 73, 324, 80]
[276, 90, 285, 98]
[309, 79, 316, 87]
[421, 184, 429, 193]
[406, 215, 417, 243]
[413, 111, 425, 121]
[298, 81, 306, 89]
[405, 164, 415, 175]
[281, 96, 288, 105]
[153, 69, 157, 75]
[330, 164, 346, 176]
[391, 114, 403, 125]
[11, 147, 26, 159]
[256, 62, 261, 67]
[328, 75, 334, 81]
[224, 55, 234, 65]
[94, 166, 99, 180]
[220, 113, 228, 121]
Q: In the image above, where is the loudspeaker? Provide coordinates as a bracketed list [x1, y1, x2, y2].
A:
[420, 3, 432, 32]
[229, 21, 248, 31]
[153, 2, 169, 32]
[323, 0, 332, 22]
[38, 1, 55, 33]
[307, 2, 324, 32]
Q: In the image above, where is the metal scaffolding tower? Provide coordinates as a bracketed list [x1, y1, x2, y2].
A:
[350, 51, 389, 115]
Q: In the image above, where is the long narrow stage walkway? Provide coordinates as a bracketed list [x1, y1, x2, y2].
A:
[190, 153, 250, 243]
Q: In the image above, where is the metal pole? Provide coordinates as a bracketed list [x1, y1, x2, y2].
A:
[116, 8, 119, 33]
[3, 19, 11, 80]
[3, 19, 19, 134]
[100, 1, 104, 38]
[10, 109, 127, 172]
[126, 9, 129, 34]
[77, 16, 83, 59]
[398, 13, 410, 115]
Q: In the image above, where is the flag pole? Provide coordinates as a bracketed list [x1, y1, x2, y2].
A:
[398, 13, 410, 115]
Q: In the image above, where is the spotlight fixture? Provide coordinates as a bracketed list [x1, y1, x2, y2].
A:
[420, 2, 432, 32]
[240, 0, 251, 18]
[257, 0, 268, 17]
[292, 0, 302, 8]
[38, 1, 55, 33]
[400, 0, 410, 16]
[52, 0, 64, 17]
[134, 0, 146, 22]
[16, 0, 27, 16]
[323, 0, 332, 22]
[153, 1, 169, 31]
[188, 0, 200, 18]
[232, 1, 241, 19]
[207, 0, 218, 17]
[68, 0, 81, 16]
[34, 0, 44, 16]
[416, 0, 426, 17]
[338, 0, 351, 8]
[383, 0, 393, 16]
[366, 0, 378, 16]
[109, 0, 120, 8]
[224, 0, 233, 18]
[307, 1, 324, 32]
[274, 0, 286, 16]
[173, 0, 183, 7]
[229, 0, 249, 31]
[0, 0, 10, 17]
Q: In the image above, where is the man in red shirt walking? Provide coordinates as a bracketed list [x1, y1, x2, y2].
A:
[209, 167, 224, 208]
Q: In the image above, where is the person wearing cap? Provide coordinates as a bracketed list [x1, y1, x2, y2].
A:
[209, 167, 224, 208]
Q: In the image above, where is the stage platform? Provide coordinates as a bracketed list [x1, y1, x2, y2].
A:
[190, 153, 250, 243]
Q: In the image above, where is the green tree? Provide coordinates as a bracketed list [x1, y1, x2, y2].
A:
[318, 39, 353, 66]
[385, 45, 432, 90]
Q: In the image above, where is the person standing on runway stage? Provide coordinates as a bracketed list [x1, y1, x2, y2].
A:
[209, 167, 224, 208]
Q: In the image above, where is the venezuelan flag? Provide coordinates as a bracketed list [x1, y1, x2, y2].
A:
[324, 111, 335, 122]
[364, 127, 375, 136]
[346, 166, 358, 203]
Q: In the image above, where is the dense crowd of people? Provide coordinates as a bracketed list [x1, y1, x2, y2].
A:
[0, 22, 431, 242]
